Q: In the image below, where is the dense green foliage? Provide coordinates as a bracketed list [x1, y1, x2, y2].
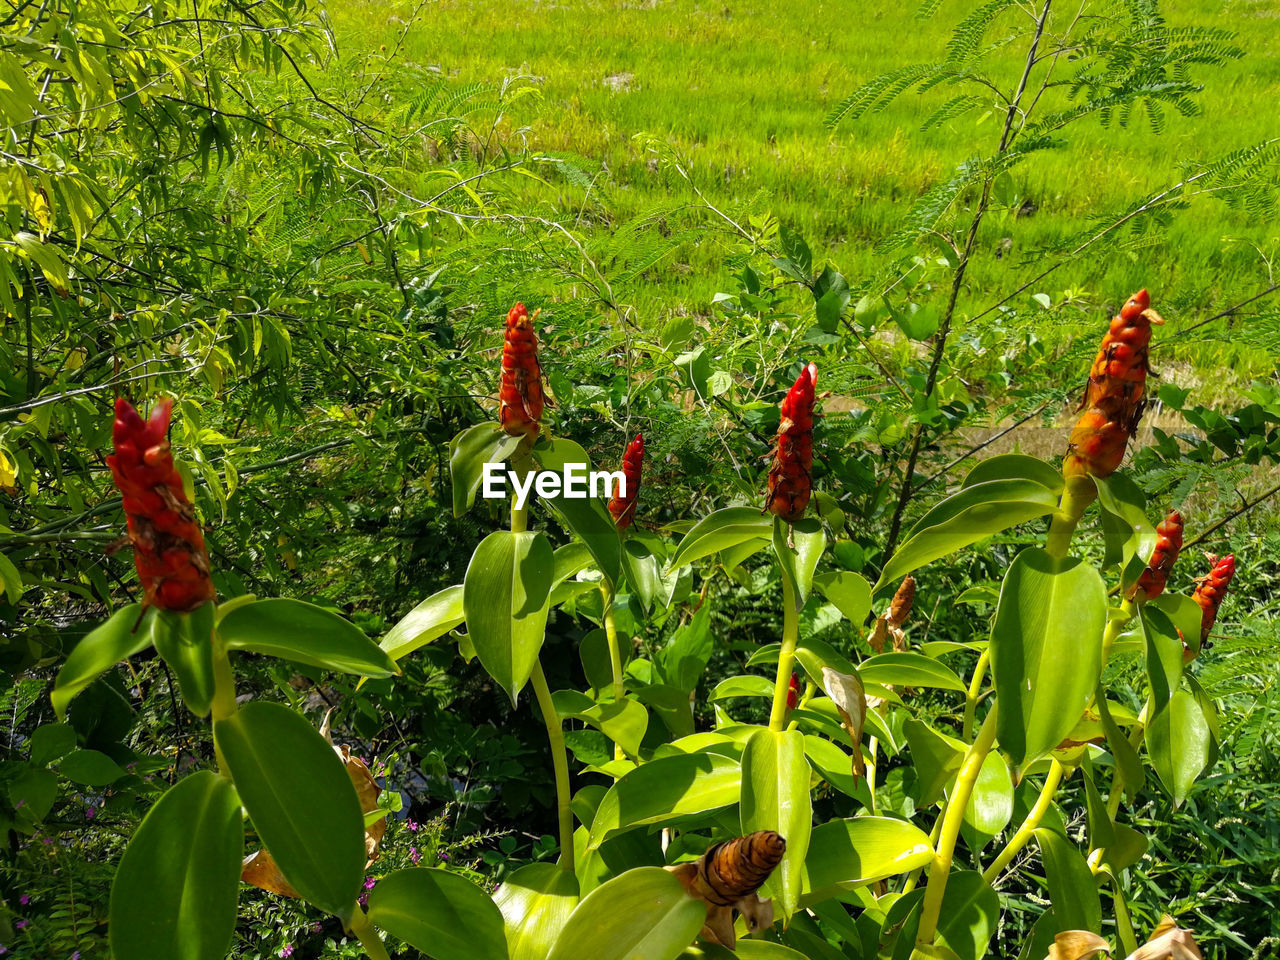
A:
[1, 0, 1278, 957]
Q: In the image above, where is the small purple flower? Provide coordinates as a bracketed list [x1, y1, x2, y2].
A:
[1, 945, 7, 955]
[280, 945, 294, 958]
[14, 922, 25, 930]
[71, 953, 80, 960]
[407, 819, 418, 832]
[40, 837, 52, 845]
[358, 893, 369, 908]
[19, 895, 29, 905]
[311, 921, 323, 934]
[14, 799, 24, 809]
[410, 846, 420, 865]
[439, 851, 449, 862]
[363, 876, 376, 890]
[85, 805, 97, 821]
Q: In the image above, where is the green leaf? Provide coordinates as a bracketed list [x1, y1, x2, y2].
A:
[589, 752, 740, 849]
[991, 549, 1107, 768]
[669, 507, 772, 572]
[1094, 474, 1155, 573]
[28, 723, 77, 766]
[740, 728, 811, 920]
[8, 766, 57, 822]
[875, 480, 1059, 591]
[380, 585, 465, 661]
[367, 868, 508, 960]
[1141, 606, 1184, 719]
[963, 751, 1013, 837]
[218, 598, 397, 677]
[1097, 694, 1144, 801]
[1150, 593, 1202, 659]
[710, 675, 776, 700]
[214, 702, 364, 918]
[935, 871, 1000, 960]
[552, 690, 649, 758]
[659, 604, 713, 694]
[451, 424, 523, 517]
[1034, 828, 1101, 932]
[859, 653, 966, 692]
[813, 571, 872, 624]
[494, 862, 580, 960]
[0, 551, 22, 604]
[800, 817, 934, 907]
[463, 531, 554, 705]
[546, 867, 704, 960]
[59, 748, 126, 786]
[52, 604, 154, 720]
[904, 718, 966, 806]
[803, 735, 871, 803]
[109, 771, 243, 960]
[150, 603, 217, 718]
[772, 517, 826, 613]
[534, 437, 623, 585]
[961, 455, 1063, 494]
[1146, 688, 1214, 806]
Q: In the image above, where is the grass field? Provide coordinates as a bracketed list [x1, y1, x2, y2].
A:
[333, 0, 1280, 357]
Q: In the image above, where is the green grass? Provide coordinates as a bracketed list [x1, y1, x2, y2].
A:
[333, 0, 1280, 365]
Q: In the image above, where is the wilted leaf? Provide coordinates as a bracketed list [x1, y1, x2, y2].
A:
[820, 667, 866, 779]
[1124, 916, 1204, 960]
[1048, 931, 1111, 960]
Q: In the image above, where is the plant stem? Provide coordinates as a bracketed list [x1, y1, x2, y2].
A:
[531, 660, 575, 874]
[1045, 475, 1097, 560]
[962, 649, 990, 741]
[601, 580, 626, 760]
[916, 708, 999, 946]
[982, 758, 1066, 884]
[866, 736, 880, 815]
[768, 574, 800, 732]
[1112, 878, 1139, 955]
[210, 643, 238, 723]
[348, 906, 392, 960]
[902, 815, 945, 895]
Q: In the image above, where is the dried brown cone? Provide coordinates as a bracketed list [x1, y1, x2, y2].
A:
[666, 831, 784, 948]
[887, 576, 915, 626]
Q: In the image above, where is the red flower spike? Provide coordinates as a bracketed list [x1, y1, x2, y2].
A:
[107, 398, 215, 613]
[1128, 510, 1184, 602]
[766, 363, 817, 523]
[1193, 553, 1235, 643]
[786, 674, 800, 711]
[499, 302, 546, 438]
[1063, 289, 1163, 479]
[608, 434, 644, 532]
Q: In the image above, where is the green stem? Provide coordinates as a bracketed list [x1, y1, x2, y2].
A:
[348, 906, 392, 960]
[1112, 877, 1139, 955]
[1100, 598, 1136, 665]
[962, 649, 990, 741]
[1044, 475, 1097, 560]
[982, 758, 1066, 884]
[916, 708, 999, 946]
[601, 581, 626, 760]
[866, 736, 879, 815]
[768, 574, 800, 732]
[531, 660, 575, 873]
[902, 799, 947, 894]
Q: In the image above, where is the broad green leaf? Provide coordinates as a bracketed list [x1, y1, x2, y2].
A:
[52, 604, 154, 719]
[1096, 694, 1144, 801]
[669, 507, 772, 572]
[1150, 593, 1202, 659]
[622, 540, 661, 612]
[0, 551, 22, 603]
[218, 598, 397, 677]
[800, 817, 934, 906]
[546, 867, 703, 960]
[1141, 606, 1183, 719]
[679, 944, 810, 960]
[109, 771, 243, 960]
[380, 585, 465, 661]
[8, 766, 57, 822]
[589, 752, 740, 848]
[813, 571, 872, 625]
[803, 734, 871, 803]
[875, 480, 1059, 591]
[367, 868, 508, 960]
[464, 531, 554, 705]
[1106, 823, 1149, 873]
[495, 862, 580, 960]
[28, 723, 77, 766]
[1094, 473, 1155, 574]
[904, 719, 966, 806]
[710, 675, 775, 700]
[991, 549, 1107, 768]
[450, 423, 523, 517]
[214, 702, 364, 918]
[1034, 827, 1101, 932]
[963, 751, 1013, 837]
[552, 690, 649, 758]
[59, 748, 126, 786]
[961, 455, 1064, 494]
[740, 728, 811, 920]
[659, 604, 713, 694]
[935, 871, 1000, 960]
[773, 516, 825, 613]
[151, 603, 217, 718]
[859, 653, 965, 692]
[1081, 761, 1114, 851]
[534, 437, 622, 585]
[1146, 688, 1214, 805]
[792, 636, 859, 685]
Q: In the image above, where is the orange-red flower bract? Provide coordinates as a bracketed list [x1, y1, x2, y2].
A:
[607, 433, 644, 531]
[1193, 553, 1235, 642]
[1063, 289, 1162, 479]
[107, 398, 215, 612]
[499, 302, 545, 438]
[1129, 510, 1184, 602]
[765, 363, 817, 523]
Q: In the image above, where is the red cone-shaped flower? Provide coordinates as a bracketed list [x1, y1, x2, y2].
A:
[107, 398, 215, 612]
[766, 363, 817, 523]
[1128, 510, 1184, 602]
[1193, 553, 1235, 643]
[1063, 289, 1162, 479]
[499, 303, 545, 438]
[608, 433, 644, 532]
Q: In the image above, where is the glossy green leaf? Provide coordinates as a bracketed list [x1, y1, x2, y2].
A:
[0, 551, 23, 603]
[495, 862, 580, 960]
[859, 653, 966, 692]
[151, 602, 217, 718]
[961, 455, 1064, 494]
[59, 748, 126, 786]
[803, 734, 871, 804]
[668, 507, 772, 572]
[963, 751, 1013, 837]
[991, 549, 1107, 768]
[52, 603, 154, 720]
[1097, 694, 1144, 801]
[622, 540, 661, 612]
[710, 675, 775, 700]
[380, 585, 465, 661]
[659, 603, 713, 694]
[28, 722, 77, 766]
[450, 423, 523, 517]
[589, 752, 740, 849]
[792, 636, 860, 685]
[552, 690, 649, 758]
[368, 868, 508, 960]
[1034, 827, 1101, 932]
[1146, 688, 1214, 805]
[1141, 606, 1184, 719]
[109, 771, 243, 960]
[463, 530, 554, 705]
[740, 728, 811, 920]
[904, 718, 966, 806]
[214, 702, 364, 918]
[875, 480, 1059, 591]
[535, 437, 622, 585]
[813, 571, 872, 625]
[773, 517, 825, 613]
[218, 598, 397, 677]
[1150, 593, 1203, 659]
[546, 867, 703, 960]
[936, 871, 1000, 960]
[1094, 473, 1155, 573]
[800, 816, 934, 907]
